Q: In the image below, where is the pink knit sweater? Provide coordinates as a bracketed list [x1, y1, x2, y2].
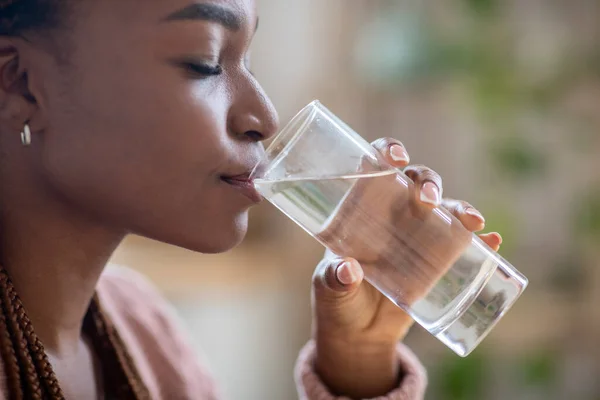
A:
[0, 267, 428, 399]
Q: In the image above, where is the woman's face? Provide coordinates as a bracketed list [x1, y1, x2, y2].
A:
[37, 0, 278, 253]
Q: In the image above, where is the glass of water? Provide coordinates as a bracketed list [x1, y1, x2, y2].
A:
[251, 100, 528, 357]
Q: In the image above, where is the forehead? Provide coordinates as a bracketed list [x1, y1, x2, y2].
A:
[74, 0, 257, 32]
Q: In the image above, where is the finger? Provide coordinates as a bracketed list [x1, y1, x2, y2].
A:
[404, 164, 443, 210]
[371, 137, 411, 169]
[442, 198, 486, 232]
[479, 232, 503, 252]
[313, 256, 364, 295]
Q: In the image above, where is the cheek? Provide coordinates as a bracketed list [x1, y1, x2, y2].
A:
[43, 89, 221, 206]
[40, 61, 247, 252]
[45, 53, 225, 189]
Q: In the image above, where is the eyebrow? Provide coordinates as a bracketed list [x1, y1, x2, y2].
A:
[163, 3, 242, 31]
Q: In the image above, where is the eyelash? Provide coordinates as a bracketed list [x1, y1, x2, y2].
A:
[182, 62, 223, 78]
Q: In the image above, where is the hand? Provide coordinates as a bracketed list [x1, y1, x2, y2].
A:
[311, 138, 502, 398]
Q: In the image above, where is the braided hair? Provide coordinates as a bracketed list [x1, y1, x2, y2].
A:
[0, 268, 150, 399]
[1, 1, 150, 398]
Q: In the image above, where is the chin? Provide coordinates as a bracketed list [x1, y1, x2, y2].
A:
[136, 209, 251, 255]
[196, 230, 247, 254]
[169, 212, 249, 254]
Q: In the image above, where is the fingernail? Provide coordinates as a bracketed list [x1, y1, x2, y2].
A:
[465, 208, 485, 223]
[420, 182, 441, 206]
[492, 233, 503, 244]
[336, 261, 359, 286]
[390, 145, 410, 163]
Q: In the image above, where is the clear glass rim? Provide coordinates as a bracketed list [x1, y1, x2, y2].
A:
[250, 100, 321, 180]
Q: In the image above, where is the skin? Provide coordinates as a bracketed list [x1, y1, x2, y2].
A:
[0, 0, 501, 398]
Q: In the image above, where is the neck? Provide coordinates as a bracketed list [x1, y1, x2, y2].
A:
[0, 184, 125, 357]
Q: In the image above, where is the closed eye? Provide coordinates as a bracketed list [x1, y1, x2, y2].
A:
[181, 62, 223, 78]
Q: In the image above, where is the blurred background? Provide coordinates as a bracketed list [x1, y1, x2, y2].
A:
[111, 0, 600, 399]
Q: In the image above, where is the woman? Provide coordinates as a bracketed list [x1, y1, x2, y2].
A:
[0, 0, 502, 399]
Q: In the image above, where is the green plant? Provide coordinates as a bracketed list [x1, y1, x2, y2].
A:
[434, 350, 489, 400]
[518, 350, 559, 388]
[574, 188, 600, 240]
[463, 0, 498, 17]
[489, 136, 547, 180]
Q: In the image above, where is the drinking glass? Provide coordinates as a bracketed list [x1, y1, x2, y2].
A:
[250, 100, 528, 356]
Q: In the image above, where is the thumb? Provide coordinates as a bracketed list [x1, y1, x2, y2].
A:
[312, 255, 372, 331]
[313, 256, 364, 296]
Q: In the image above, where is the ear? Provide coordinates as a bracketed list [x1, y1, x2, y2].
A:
[0, 37, 40, 135]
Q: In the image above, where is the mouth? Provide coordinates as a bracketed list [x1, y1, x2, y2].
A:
[221, 173, 263, 203]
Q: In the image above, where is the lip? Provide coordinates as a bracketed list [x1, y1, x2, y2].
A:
[221, 174, 263, 203]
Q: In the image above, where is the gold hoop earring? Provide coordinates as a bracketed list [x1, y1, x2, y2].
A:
[20, 123, 31, 146]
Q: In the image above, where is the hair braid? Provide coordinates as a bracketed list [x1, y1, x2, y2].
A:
[5, 280, 63, 398]
[0, 266, 149, 399]
[0, 272, 44, 399]
[0, 298, 22, 400]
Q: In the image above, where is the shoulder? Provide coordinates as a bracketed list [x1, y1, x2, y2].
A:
[98, 264, 165, 304]
[98, 265, 175, 325]
[97, 264, 220, 399]
[97, 265, 184, 344]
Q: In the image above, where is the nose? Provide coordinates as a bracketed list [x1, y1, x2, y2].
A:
[228, 76, 279, 142]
